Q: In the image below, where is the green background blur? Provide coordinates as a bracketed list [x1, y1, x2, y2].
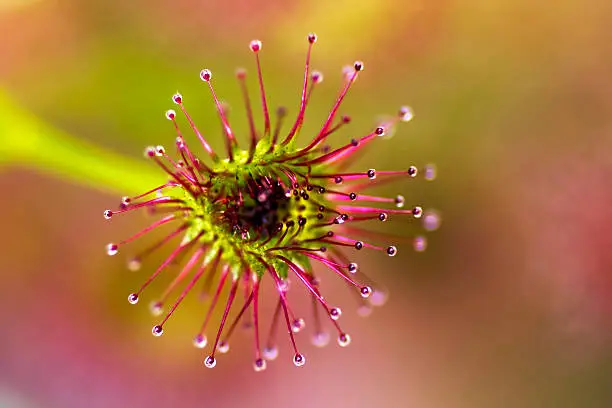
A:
[1, 0, 611, 407]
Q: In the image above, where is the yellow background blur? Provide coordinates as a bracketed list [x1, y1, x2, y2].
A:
[1, 0, 611, 407]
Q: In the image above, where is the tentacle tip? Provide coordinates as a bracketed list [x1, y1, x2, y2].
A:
[253, 358, 267, 372]
[424, 164, 437, 181]
[165, 109, 176, 120]
[149, 301, 163, 316]
[395, 195, 405, 208]
[235, 68, 247, 79]
[151, 325, 164, 337]
[217, 341, 230, 354]
[200, 69, 212, 82]
[249, 40, 262, 52]
[144, 146, 156, 158]
[172, 93, 183, 104]
[293, 353, 306, 367]
[329, 307, 342, 320]
[413, 236, 428, 252]
[369, 290, 389, 307]
[307, 33, 317, 44]
[399, 105, 414, 122]
[127, 293, 139, 305]
[106, 243, 118, 256]
[263, 346, 279, 361]
[204, 355, 217, 368]
[423, 209, 442, 231]
[193, 334, 208, 349]
[127, 258, 141, 272]
[338, 333, 351, 347]
[291, 318, 306, 333]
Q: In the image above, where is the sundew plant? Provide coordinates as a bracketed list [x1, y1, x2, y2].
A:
[104, 33, 440, 371]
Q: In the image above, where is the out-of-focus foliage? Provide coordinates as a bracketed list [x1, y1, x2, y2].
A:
[0, 91, 161, 193]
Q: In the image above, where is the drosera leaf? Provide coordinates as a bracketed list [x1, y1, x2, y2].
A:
[0, 89, 163, 195]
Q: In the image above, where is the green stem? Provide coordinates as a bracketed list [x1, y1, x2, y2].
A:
[0, 90, 163, 195]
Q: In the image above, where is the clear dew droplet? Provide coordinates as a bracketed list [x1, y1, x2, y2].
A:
[193, 334, 207, 349]
[249, 39, 262, 52]
[152, 325, 163, 337]
[330, 307, 342, 320]
[360, 286, 372, 298]
[348, 263, 359, 274]
[413, 236, 428, 252]
[253, 358, 267, 372]
[200, 69, 212, 82]
[338, 333, 352, 347]
[165, 109, 176, 120]
[127, 258, 141, 272]
[127, 293, 139, 305]
[311, 331, 330, 348]
[106, 243, 118, 256]
[407, 165, 418, 177]
[149, 301, 163, 316]
[400, 106, 414, 122]
[291, 318, 306, 333]
[278, 279, 290, 292]
[204, 356, 216, 368]
[263, 346, 279, 361]
[103, 210, 113, 220]
[217, 341, 230, 354]
[395, 195, 405, 208]
[143, 146, 155, 158]
[293, 353, 306, 367]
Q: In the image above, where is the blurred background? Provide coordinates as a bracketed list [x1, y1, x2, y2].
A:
[1, 0, 611, 407]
